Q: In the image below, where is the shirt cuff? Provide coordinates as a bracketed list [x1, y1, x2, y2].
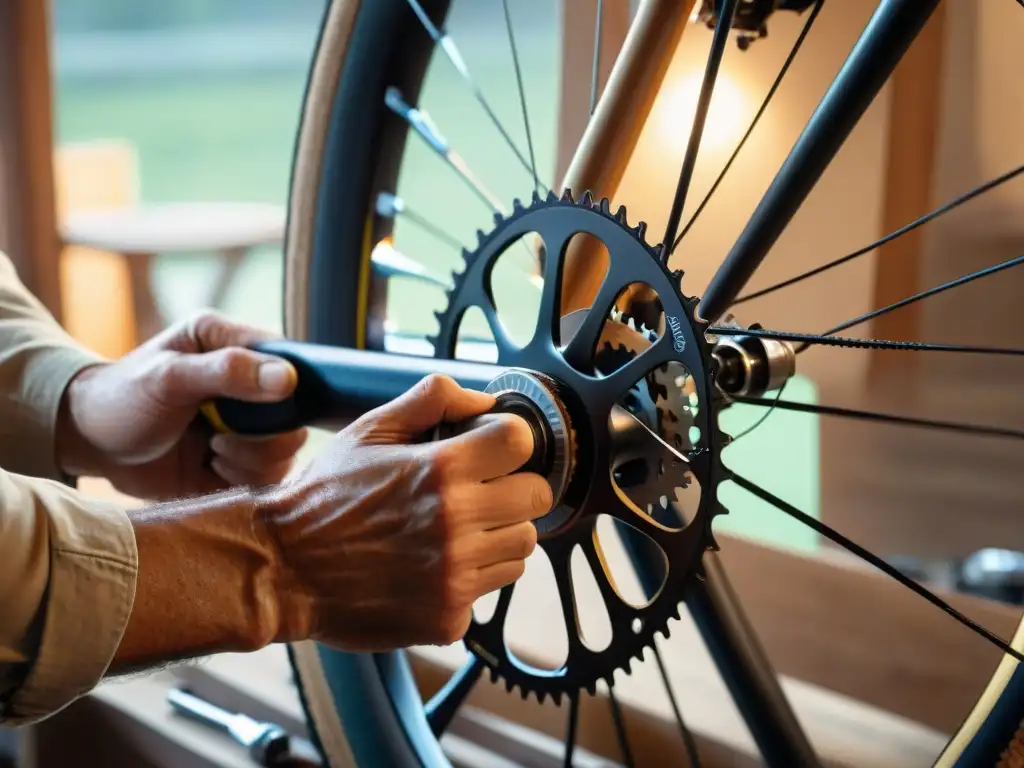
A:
[0, 479, 137, 725]
[0, 344, 104, 482]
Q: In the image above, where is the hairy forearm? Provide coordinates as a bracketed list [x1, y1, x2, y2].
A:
[112, 487, 284, 674]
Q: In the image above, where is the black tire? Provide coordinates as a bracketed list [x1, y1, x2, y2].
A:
[282, 1, 457, 766]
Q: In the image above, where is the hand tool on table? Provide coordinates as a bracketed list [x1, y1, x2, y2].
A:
[167, 687, 321, 767]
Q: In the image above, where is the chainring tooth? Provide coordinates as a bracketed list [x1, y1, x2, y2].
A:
[433, 192, 728, 700]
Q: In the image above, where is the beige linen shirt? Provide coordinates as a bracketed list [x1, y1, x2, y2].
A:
[0, 251, 137, 725]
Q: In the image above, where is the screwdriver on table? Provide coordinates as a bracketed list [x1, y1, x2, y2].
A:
[167, 687, 321, 767]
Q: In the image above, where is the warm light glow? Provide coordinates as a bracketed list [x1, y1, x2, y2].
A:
[659, 72, 747, 152]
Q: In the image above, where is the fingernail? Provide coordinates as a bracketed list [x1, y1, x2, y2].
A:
[258, 360, 295, 395]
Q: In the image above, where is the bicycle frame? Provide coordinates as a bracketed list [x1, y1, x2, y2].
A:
[215, 1, 944, 764]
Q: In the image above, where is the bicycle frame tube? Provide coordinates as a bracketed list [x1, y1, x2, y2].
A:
[616, 504, 820, 766]
[698, 0, 943, 323]
[559, 0, 695, 314]
[689, 554, 820, 767]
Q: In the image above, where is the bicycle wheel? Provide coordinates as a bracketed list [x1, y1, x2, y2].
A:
[280, 1, 1024, 765]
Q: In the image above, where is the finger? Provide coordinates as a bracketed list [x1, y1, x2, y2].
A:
[185, 310, 280, 354]
[473, 560, 527, 599]
[454, 521, 537, 570]
[161, 346, 299, 405]
[211, 456, 296, 487]
[371, 374, 495, 435]
[448, 473, 553, 531]
[210, 429, 308, 471]
[434, 412, 537, 482]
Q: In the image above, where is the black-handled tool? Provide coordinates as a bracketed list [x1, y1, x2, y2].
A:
[167, 688, 320, 767]
[200, 339, 503, 437]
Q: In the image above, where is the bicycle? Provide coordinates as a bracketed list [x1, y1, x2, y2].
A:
[206, 0, 1024, 765]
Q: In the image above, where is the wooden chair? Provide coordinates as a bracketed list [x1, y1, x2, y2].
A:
[55, 139, 286, 355]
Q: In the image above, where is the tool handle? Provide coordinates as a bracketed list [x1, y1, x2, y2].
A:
[201, 340, 498, 436]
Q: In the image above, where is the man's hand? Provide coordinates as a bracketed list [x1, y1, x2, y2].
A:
[114, 373, 552, 670]
[260, 373, 553, 651]
[57, 311, 308, 500]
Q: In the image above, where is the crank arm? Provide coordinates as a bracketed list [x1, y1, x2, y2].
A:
[202, 340, 504, 436]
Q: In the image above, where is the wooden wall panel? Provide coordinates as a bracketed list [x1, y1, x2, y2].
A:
[0, 0, 62, 319]
[868, 3, 946, 379]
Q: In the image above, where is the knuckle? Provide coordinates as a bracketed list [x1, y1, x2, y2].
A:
[425, 445, 458, 487]
[530, 479, 554, 517]
[217, 347, 253, 380]
[506, 559, 527, 585]
[434, 490, 457, 532]
[499, 416, 535, 461]
[518, 523, 538, 559]
[419, 373, 455, 401]
[190, 308, 223, 329]
[185, 309, 224, 343]
[441, 570, 473, 614]
[437, 609, 471, 645]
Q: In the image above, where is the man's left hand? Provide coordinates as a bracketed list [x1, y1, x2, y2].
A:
[58, 311, 308, 499]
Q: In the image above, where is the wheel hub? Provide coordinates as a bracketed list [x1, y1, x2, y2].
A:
[481, 369, 578, 534]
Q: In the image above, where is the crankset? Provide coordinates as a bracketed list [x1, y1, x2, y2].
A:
[206, 191, 797, 701]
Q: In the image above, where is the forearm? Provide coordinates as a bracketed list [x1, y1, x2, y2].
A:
[113, 487, 283, 674]
[0, 468, 296, 726]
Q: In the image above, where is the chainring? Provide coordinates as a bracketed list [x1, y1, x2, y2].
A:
[431, 191, 727, 702]
[597, 317, 694, 518]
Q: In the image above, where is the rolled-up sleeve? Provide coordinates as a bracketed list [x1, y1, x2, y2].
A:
[0, 251, 136, 723]
[0, 471, 137, 725]
[0, 251, 105, 480]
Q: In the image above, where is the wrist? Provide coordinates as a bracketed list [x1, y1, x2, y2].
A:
[253, 481, 315, 644]
[55, 363, 108, 478]
[113, 486, 287, 673]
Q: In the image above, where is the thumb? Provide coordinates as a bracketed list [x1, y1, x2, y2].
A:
[161, 347, 299, 405]
[371, 374, 495, 435]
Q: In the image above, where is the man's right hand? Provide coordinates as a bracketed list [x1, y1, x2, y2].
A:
[261, 373, 553, 651]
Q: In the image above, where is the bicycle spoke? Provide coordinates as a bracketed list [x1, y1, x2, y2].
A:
[731, 395, 1024, 441]
[404, 0, 541, 186]
[652, 642, 702, 767]
[662, 0, 740, 255]
[672, 0, 825, 253]
[385, 87, 506, 213]
[376, 192, 466, 252]
[370, 237, 450, 290]
[501, 0, 542, 197]
[563, 694, 580, 768]
[425, 654, 485, 736]
[711, 325, 1024, 356]
[589, 0, 604, 117]
[729, 472, 1024, 663]
[821, 252, 1024, 340]
[607, 687, 636, 768]
[732, 162, 1024, 304]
